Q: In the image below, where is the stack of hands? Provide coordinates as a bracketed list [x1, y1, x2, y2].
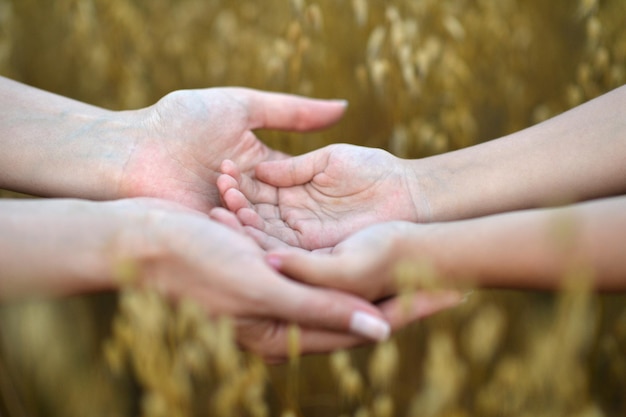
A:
[1, 76, 625, 361]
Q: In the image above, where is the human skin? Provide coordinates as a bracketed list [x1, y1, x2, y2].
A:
[218, 84, 626, 250]
[0, 77, 461, 359]
[0, 197, 463, 361]
[0, 75, 348, 212]
[264, 197, 626, 295]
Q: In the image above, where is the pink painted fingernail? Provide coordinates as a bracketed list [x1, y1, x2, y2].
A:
[266, 254, 282, 270]
[349, 311, 391, 342]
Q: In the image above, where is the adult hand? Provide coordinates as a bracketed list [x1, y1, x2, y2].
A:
[0, 196, 410, 361]
[113, 199, 399, 361]
[262, 196, 626, 296]
[217, 144, 428, 250]
[131, 201, 467, 360]
[118, 89, 347, 213]
[0, 78, 347, 209]
[209, 210, 464, 359]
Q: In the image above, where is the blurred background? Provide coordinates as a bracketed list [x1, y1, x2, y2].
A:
[0, 0, 625, 416]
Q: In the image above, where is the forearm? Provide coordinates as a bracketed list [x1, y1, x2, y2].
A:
[0, 199, 145, 298]
[411, 85, 626, 222]
[407, 196, 626, 290]
[0, 76, 134, 199]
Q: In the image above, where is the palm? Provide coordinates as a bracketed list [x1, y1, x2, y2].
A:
[220, 144, 419, 250]
[126, 198, 389, 360]
[120, 88, 346, 213]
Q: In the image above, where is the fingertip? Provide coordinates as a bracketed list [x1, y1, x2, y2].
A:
[299, 97, 349, 130]
[266, 249, 337, 289]
[264, 248, 295, 269]
[349, 310, 391, 342]
[428, 290, 464, 311]
[264, 246, 311, 268]
[220, 159, 241, 181]
[330, 99, 349, 110]
[380, 290, 464, 331]
[316, 99, 348, 121]
[266, 253, 282, 271]
[219, 159, 232, 174]
[223, 187, 251, 213]
[209, 207, 245, 233]
[216, 173, 239, 195]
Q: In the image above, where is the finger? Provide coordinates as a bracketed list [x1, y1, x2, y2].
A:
[221, 160, 278, 205]
[238, 321, 373, 362]
[209, 207, 245, 234]
[257, 291, 464, 359]
[378, 290, 464, 331]
[220, 159, 242, 182]
[223, 187, 254, 214]
[262, 280, 390, 343]
[237, 207, 266, 230]
[265, 249, 348, 288]
[256, 146, 333, 187]
[243, 226, 297, 251]
[238, 171, 279, 204]
[216, 173, 238, 207]
[298, 327, 371, 355]
[235, 88, 348, 131]
[238, 207, 304, 249]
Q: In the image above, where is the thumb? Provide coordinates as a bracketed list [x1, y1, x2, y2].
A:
[255, 146, 333, 187]
[378, 290, 464, 330]
[266, 249, 347, 290]
[240, 88, 347, 131]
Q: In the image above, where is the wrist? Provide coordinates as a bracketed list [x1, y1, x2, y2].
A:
[404, 151, 488, 223]
[69, 111, 141, 202]
[0, 109, 137, 201]
[101, 199, 171, 289]
[58, 199, 160, 294]
[0, 77, 138, 200]
[393, 221, 475, 289]
[401, 157, 448, 223]
[0, 199, 155, 298]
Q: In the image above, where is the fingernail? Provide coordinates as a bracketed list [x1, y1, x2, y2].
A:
[266, 254, 282, 271]
[332, 99, 349, 107]
[349, 311, 390, 342]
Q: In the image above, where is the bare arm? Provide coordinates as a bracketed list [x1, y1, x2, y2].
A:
[0, 197, 407, 360]
[217, 85, 626, 250]
[0, 76, 348, 212]
[426, 196, 626, 290]
[267, 196, 626, 294]
[0, 76, 127, 199]
[0, 198, 134, 297]
[413, 84, 626, 222]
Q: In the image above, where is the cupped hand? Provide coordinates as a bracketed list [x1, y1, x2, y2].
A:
[121, 198, 403, 361]
[261, 221, 463, 321]
[208, 210, 464, 359]
[118, 88, 347, 213]
[217, 143, 426, 250]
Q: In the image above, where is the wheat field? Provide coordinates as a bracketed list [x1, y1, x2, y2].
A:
[0, 0, 625, 416]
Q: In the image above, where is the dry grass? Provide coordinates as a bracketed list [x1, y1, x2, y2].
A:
[1, 0, 625, 416]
